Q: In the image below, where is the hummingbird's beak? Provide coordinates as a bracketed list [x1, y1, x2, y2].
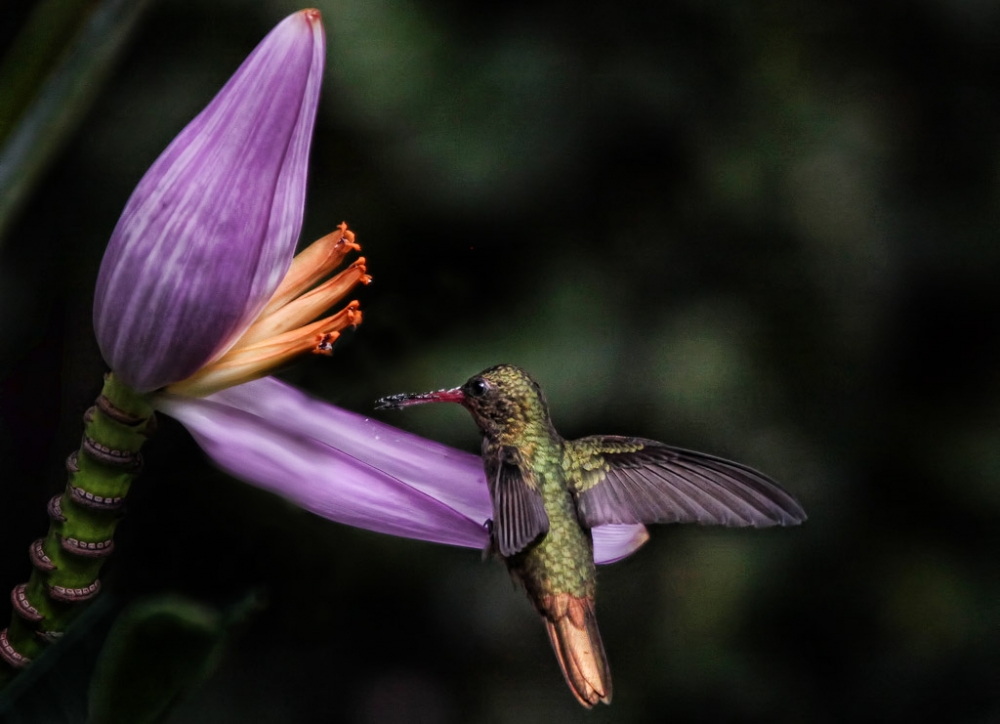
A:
[374, 387, 465, 410]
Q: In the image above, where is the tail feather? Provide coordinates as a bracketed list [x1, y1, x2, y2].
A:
[541, 594, 612, 707]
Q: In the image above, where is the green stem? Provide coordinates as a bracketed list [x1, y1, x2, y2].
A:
[0, 374, 153, 686]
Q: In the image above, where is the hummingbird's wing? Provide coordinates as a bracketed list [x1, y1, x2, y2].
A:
[566, 436, 806, 529]
[485, 444, 550, 556]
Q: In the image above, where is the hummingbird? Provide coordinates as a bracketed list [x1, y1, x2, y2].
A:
[375, 364, 806, 708]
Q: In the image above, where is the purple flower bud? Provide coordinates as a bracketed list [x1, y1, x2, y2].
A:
[94, 10, 325, 392]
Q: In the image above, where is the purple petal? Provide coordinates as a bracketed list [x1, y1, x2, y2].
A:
[592, 523, 650, 564]
[94, 11, 325, 392]
[156, 377, 648, 562]
[158, 382, 490, 548]
[205, 379, 492, 521]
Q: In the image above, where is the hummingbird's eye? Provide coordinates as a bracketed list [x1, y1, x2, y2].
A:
[466, 378, 488, 398]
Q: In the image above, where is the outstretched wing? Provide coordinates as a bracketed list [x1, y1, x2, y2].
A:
[485, 444, 550, 556]
[566, 436, 806, 529]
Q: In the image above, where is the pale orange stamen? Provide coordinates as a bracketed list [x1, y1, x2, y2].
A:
[262, 222, 359, 316]
[169, 304, 361, 397]
[165, 223, 367, 398]
[236, 259, 370, 349]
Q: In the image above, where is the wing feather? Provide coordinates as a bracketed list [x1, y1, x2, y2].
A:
[486, 445, 550, 556]
[569, 436, 806, 529]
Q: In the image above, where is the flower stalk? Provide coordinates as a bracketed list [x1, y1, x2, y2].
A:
[1, 11, 332, 685]
[0, 374, 153, 683]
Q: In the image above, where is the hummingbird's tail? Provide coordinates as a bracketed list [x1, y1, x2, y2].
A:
[541, 593, 612, 708]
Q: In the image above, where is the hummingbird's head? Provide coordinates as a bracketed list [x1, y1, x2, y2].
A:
[375, 364, 552, 439]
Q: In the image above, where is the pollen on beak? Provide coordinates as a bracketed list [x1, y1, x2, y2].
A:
[375, 387, 465, 410]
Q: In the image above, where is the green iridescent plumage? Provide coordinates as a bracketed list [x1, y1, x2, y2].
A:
[376, 363, 806, 708]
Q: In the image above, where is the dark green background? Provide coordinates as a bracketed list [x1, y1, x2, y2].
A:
[1, 0, 998, 721]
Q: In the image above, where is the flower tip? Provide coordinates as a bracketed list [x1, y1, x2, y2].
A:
[336, 222, 357, 246]
[314, 331, 340, 355]
[351, 258, 373, 285]
[346, 300, 362, 323]
[284, 8, 324, 47]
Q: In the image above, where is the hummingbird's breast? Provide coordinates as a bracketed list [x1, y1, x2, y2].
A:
[510, 446, 596, 602]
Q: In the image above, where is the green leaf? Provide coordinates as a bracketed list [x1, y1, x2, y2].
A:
[0, 0, 152, 245]
[86, 594, 259, 724]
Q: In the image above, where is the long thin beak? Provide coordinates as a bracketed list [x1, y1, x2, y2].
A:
[374, 387, 465, 410]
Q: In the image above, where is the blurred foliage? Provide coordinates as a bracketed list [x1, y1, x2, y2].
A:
[1, 0, 999, 722]
[0, 0, 151, 243]
[87, 594, 261, 723]
[0, 596, 117, 723]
